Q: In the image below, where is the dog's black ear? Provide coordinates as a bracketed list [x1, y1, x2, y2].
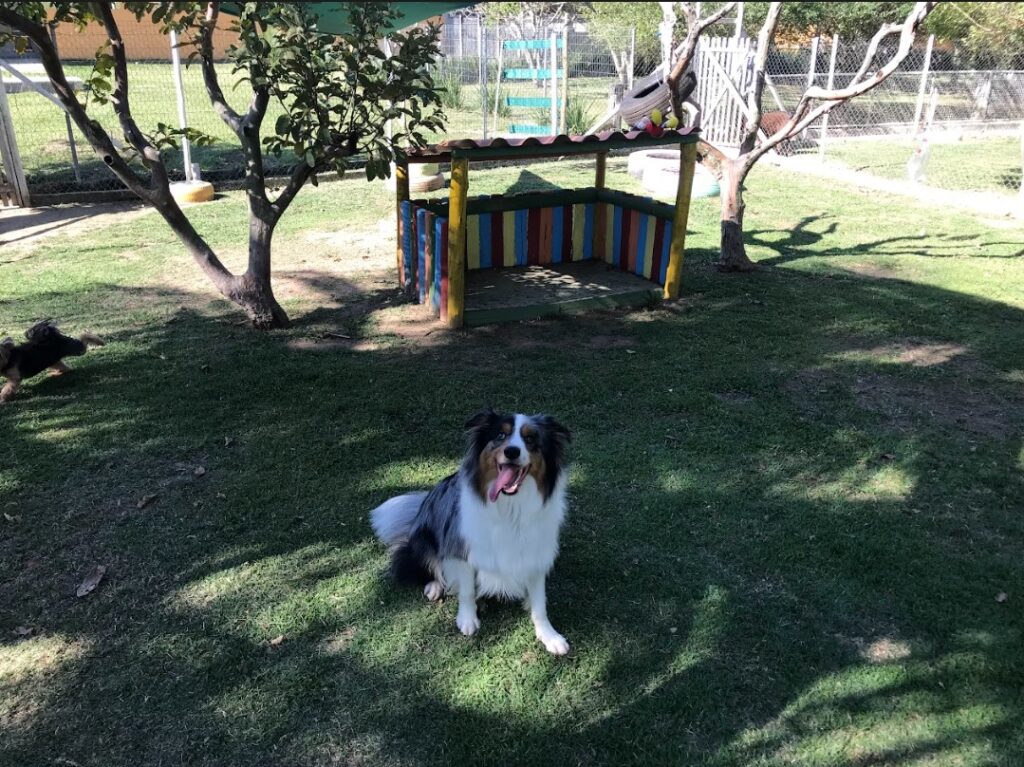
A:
[536, 414, 571, 445]
[464, 407, 497, 433]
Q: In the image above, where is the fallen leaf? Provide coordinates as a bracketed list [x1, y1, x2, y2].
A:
[625, 349, 636, 354]
[669, 626, 678, 634]
[269, 634, 285, 647]
[76, 565, 107, 598]
[996, 592, 1008, 604]
[224, 437, 234, 447]
[216, 492, 226, 500]
[3, 512, 21, 523]
[879, 452, 896, 462]
[200, 364, 210, 373]
[13, 625, 33, 637]
[137, 494, 158, 509]
[193, 466, 207, 477]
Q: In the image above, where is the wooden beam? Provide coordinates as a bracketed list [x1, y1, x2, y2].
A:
[595, 151, 607, 189]
[394, 161, 409, 278]
[447, 157, 470, 328]
[663, 142, 697, 300]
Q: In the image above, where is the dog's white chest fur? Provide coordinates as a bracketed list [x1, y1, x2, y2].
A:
[457, 475, 567, 599]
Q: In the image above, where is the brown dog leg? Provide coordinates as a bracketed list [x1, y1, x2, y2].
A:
[1, 377, 21, 403]
[49, 361, 72, 376]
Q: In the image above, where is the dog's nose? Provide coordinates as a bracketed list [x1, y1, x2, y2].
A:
[503, 446, 521, 460]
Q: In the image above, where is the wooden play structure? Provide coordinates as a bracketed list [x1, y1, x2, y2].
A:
[394, 128, 700, 328]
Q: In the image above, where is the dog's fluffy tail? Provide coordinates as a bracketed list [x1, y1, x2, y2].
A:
[79, 333, 105, 348]
[370, 492, 427, 547]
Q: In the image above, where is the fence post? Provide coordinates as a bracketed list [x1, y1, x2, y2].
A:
[913, 34, 935, 134]
[0, 70, 30, 206]
[169, 29, 193, 181]
[478, 22, 488, 138]
[560, 25, 568, 133]
[550, 31, 558, 133]
[819, 35, 839, 161]
[628, 26, 636, 91]
[806, 36, 819, 90]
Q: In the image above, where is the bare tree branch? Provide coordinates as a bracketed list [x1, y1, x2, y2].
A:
[745, 1, 936, 171]
[666, 1, 738, 121]
[200, 2, 242, 134]
[95, 2, 169, 190]
[0, 7, 156, 198]
[738, 2, 783, 155]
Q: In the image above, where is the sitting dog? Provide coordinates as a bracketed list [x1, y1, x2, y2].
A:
[371, 409, 572, 655]
[0, 320, 105, 403]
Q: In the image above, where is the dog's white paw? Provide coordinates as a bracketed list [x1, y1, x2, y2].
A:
[424, 580, 444, 602]
[456, 609, 480, 637]
[538, 630, 570, 656]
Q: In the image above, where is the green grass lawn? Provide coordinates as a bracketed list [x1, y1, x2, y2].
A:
[826, 136, 1023, 197]
[1, 158, 1023, 767]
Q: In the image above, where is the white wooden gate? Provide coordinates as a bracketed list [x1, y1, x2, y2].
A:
[694, 36, 754, 147]
[0, 72, 29, 207]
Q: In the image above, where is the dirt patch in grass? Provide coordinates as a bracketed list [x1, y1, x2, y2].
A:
[843, 262, 900, 280]
[852, 372, 1020, 439]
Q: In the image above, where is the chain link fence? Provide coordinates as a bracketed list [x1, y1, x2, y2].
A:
[766, 38, 1023, 199]
[1, 7, 1021, 204]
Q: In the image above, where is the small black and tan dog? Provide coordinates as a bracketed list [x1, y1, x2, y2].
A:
[0, 320, 105, 403]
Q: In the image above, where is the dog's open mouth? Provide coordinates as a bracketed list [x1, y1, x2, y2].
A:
[490, 463, 529, 502]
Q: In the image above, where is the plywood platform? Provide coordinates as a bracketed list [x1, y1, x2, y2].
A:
[463, 262, 661, 327]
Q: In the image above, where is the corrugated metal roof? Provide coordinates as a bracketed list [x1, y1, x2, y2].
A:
[407, 128, 701, 162]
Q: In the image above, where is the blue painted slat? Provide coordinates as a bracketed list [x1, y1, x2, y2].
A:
[502, 39, 565, 50]
[503, 68, 565, 80]
[505, 97, 563, 108]
[508, 124, 553, 135]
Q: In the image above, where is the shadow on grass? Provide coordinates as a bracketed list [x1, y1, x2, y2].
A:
[1, 259, 1022, 765]
[750, 215, 1024, 265]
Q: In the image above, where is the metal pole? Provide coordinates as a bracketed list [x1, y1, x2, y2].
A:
[734, 3, 744, 40]
[628, 26, 636, 91]
[912, 34, 935, 134]
[806, 36, 819, 90]
[49, 25, 81, 183]
[169, 29, 193, 181]
[478, 22, 487, 138]
[561, 25, 568, 133]
[550, 32, 558, 133]
[819, 34, 839, 161]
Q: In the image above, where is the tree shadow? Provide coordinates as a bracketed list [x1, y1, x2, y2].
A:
[1, 265, 1022, 765]
[748, 214, 1024, 266]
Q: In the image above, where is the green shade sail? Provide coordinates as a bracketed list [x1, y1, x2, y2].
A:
[219, 2, 477, 36]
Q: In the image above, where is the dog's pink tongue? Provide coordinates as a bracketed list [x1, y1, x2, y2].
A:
[489, 465, 519, 503]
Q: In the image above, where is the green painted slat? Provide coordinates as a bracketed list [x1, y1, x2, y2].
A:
[505, 97, 563, 108]
[596, 188, 677, 220]
[503, 69, 565, 80]
[502, 39, 564, 50]
[509, 124, 554, 135]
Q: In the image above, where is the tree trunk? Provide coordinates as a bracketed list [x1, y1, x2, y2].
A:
[236, 203, 289, 329]
[716, 160, 755, 272]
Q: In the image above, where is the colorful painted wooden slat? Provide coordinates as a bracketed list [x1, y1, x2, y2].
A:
[509, 124, 552, 135]
[416, 207, 427, 303]
[505, 97, 564, 108]
[503, 69, 565, 79]
[433, 215, 444, 314]
[467, 215, 481, 270]
[515, 209, 528, 266]
[478, 212, 492, 268]
[440, 223, 449, 320]
[502, 39, 564, 50]
[423, 209, 434, 307]
[502, 211, 516, 267]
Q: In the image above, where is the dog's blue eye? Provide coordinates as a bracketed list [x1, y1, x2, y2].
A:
[495, 433, 506, 442]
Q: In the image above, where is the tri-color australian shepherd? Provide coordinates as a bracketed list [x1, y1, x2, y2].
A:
[0, 320, 105, 403]
[371, 409, 572, 655]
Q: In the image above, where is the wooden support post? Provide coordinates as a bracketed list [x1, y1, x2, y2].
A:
[663, 142, 697, 300]
[447, 157, 470, 328]
[595, 151, 607, 189]
[395, 160, 409, 276]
